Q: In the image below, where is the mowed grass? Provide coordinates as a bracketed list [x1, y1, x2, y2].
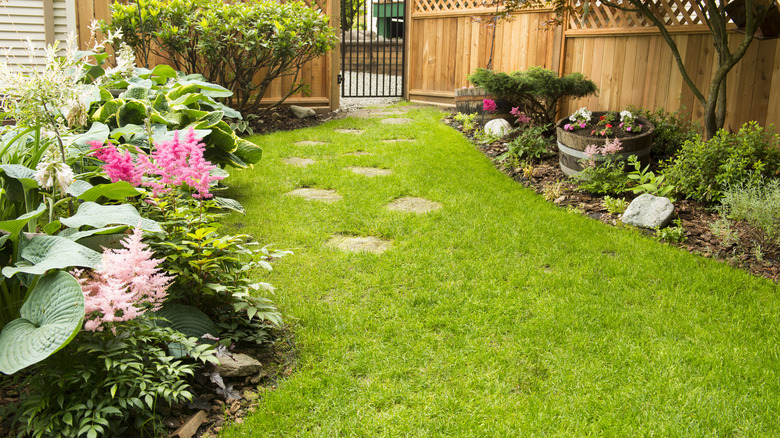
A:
[219, 105, 780, 437]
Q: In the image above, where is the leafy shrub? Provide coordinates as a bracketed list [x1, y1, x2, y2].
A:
[626, 155, 675, 201]
[572, 138, 630, 195]
[453, 112, 478, 134]
[602, 196, 629, 215]
[467, 67, 597, 126]
[627, 105, 700, 156]
[497, 124, 553, 166]
[720, 178, 780, 250]
[104, 0, 338, 115]
[657, 219, 687, 243]
[663, 122, 780, 203]
[11, 323, 216, 438]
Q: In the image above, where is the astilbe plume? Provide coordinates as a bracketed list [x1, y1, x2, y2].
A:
[138, 128, 224, 199]
[72, 228, 171, 332]
[89, 140, 143, 186]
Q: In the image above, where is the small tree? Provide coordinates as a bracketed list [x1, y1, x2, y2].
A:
[468, 67, 598, 127]
[105, 0, 338, 115]
[501, 0, 778, 139]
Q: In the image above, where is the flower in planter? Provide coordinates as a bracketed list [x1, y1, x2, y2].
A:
[483, 98, 497, 113]
[619, 110, 643, 133]
[567, 107, 592, 131]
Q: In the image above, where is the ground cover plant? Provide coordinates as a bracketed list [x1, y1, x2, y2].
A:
[216, 106, 780, 436]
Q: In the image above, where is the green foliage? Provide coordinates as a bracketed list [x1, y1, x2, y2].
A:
[663, 122, 780, 203]
[720, 178, 780, 250]
[602, 196, 628, 215]
[10, 322, 215, 438]
[627, 106, 700, 156]
[467, 67, 597, 126]
[497, 124, 553, 166]
[573, 160, 630, 195]
[104, 0, 338, 115]
[626, 155, 675, 201]
[341, 0, 365, 31]
[657, 219, 687, 243]
[453, 112, 478, 134]
[86, 67, 262, 169]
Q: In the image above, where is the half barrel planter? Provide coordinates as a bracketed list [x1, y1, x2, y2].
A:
[454, 87, 512, 123]
[556, 112, 654, 176]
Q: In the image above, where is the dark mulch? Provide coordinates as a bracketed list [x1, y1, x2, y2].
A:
[443, 112, 780, 284]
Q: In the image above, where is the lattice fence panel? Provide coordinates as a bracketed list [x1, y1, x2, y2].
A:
[568, 0, 712, 30]
[414, 0, 486, 13]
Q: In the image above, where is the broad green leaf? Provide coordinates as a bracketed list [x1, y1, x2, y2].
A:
[234, 138, 263, 165]
[110, 124, 146, 141]
[0, 164, 38, 190]
[120, 84, 149, 100]
[205, 124, 236, 154]
[214, 197, 245, 214]
[153, 304, 218, 339]
[92, 99, 125, 125]
[60, 202, 162, 233]
[151, 64, 177, 82]
[66, 180, 93, 198]
[220, 105, 242, 120]
[0, 271, 85, 374]
[0, 204, 45, 237]
[2, 235, 101, 277]
[178, 79, 233, 98]
[65, 122, 110, 152]
[151, 93, 170, 113]
[166, 83, 199, 101]
[116, 101, 149, 127]
[73, 182, 141, 202]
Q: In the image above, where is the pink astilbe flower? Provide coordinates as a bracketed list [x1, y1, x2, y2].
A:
[483, 98, 497, 113]
[89, 141, 143, 186]
[72, 228, 171, 332]
[584, 144, 600, 158]
[601, 138, 623, 155]
[138, 128, 224, 199]
[510, 107, 531, 124]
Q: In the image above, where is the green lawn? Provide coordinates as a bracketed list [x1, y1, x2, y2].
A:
[219, 105, 780, 437]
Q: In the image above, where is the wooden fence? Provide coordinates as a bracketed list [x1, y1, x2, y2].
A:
[408, 0, 780, 130]
[75, 0, 340, 113]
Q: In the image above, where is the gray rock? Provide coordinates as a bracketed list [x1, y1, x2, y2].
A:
[484, 118, 512, 138]
[214, 353, 263, 378]
[621, 194, 675, 229]
[290, 105, 316, 119]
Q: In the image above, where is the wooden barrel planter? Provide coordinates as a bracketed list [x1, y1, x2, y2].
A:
[556, 112, 654, 176]
[454, 87, 512, 123]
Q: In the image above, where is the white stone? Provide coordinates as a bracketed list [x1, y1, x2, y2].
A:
[484, 118, 512, 138]
[621, 194, 675, 229]
[290, 105, 316, 119]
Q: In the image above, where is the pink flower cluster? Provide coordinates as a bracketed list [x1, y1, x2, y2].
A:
[563, 122, 587, 131]
[89, 128, 224, 199]
[73, 228, 171, 332]
[483, 98, 497, 113]
[584, 138, 623, 159]
[510, 107, 531, 124]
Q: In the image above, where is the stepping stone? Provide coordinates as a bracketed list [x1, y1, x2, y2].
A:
[348, 167, 392, 177]
[286, 188, 342, 203]
[328, 235, 392, 254]
[334, 129, 364, 134]
[372, 111, 406, 117]
[295, 141, 326, 146]
[381, 118, 413, 125]
[382, 139, 415, 143]
[386, 197, 441, 214]
[344, 151, 372, 156]
[282, 157, 315, 167]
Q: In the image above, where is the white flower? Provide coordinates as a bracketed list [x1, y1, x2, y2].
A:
[34, 156, 74, 193]
[570, 107, 592, 123]
[620, 110, 634, 124]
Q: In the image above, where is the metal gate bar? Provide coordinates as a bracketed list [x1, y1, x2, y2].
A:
[340, 0, 405, 98]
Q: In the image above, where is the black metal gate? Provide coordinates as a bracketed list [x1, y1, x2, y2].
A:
[340, 0, 405, 97]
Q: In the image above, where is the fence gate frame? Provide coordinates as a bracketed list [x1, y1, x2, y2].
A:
[339, 0, 408, 98]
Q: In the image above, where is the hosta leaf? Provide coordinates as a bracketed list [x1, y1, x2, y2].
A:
[92, 99, 125, 125]
[233, 138, 263, 165]
[60, 202, 162, 233]
[153, 304, 218, 340]
[116, 101, 149, 127]
[0, 164, 38, 190]
[150, 64, 177, 83]
[70, 181, 141, 203]
[0, 204, 45, 237]
[214, 197, 245, 214]
[2, 235, 101, 277]
[178, 79, 233, 98]
[65, 122, 110, 152]
[120, 84, 149, 100]
[0, 271, 85, 374]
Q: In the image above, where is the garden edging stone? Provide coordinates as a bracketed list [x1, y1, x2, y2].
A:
[621, 194, 675, 229]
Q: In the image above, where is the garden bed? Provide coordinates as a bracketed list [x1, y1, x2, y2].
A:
[444, 112, 780, 284]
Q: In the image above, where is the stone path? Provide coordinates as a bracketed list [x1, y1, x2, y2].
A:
[284, 106, 440, 254]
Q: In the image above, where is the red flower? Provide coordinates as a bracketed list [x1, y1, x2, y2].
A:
[591, 130, 596, 135]
[606, 124, 613, 128]
[600, 116, 605, 120]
